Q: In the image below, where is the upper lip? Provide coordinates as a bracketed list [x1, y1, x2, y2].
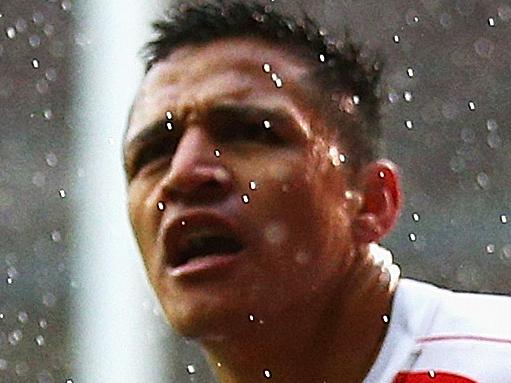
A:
[161, 210, 244, 268]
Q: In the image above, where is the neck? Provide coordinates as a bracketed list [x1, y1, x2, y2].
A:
[198, 246, 396, 383]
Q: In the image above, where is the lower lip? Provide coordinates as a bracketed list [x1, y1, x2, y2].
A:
[168, 253, 241, 278]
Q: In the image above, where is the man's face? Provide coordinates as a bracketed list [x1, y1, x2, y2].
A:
[124, 37, 359, 339]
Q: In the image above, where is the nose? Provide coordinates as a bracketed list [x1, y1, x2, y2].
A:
[160, 127, 233, 204]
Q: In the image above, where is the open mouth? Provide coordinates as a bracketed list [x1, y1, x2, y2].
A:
[173, 233, 244, 268]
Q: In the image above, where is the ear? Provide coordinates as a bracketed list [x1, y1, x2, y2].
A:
[352, 160, 402, 244]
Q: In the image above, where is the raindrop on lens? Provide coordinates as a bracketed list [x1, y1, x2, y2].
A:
[263, 120, 271, 129]
[275, 78, 283, 88]
[166, 111, 172, 120]
[487, 132, 502, 149]
[412, 213, 420, 222]
[403, 91, 413, 102]
[476, 172, 489, 189]
[405, 120, 413, 129]
[263, 63, 271, 73]
[486, 119, 498, 131]
[8, 330, 22, 346]
[468, 101, 476, 110]
[6, 27, 16, 39]
[35, 335, 45, 346]
[249, 181, 257, 190]
[249, 314, 255, 321]
[486, 244, 495, 254]
[264, 369, 272, 378]
[409, 233, 417, 242]
[352, 95, 360, 105]
[32, 59, 40, 68]
[66, 380, 73, 383]
[186, 365, 196, 374]
[407, 67, 414, 77]
[59, 189, 66, 198]
[500, 214, 508, 224]
[157, 202, 165, 211]
[393, 34, 400, 43]
[17, 312, 28, 324]
[319, 54, 326, 62]
[388, 92, 399, 104]
[382, 315, 389, 323]
[428, 370, 436, 378]
[166, 122, 173, 131]
[488, 17, 495, 27]
[6, 277, 13, 284]
[29, 35, 41, 48]
[242, 194, 250, 204]
[39, 319, 48, 329]
[214, 149, 221, 157]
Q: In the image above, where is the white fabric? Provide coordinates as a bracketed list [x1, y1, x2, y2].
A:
[363, 278, 511, 383]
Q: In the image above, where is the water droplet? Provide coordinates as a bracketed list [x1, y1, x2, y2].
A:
[498, 4, 511, 21]
[242, 194, 250, 204]
[35, 335, 45, 346]
[15, 361, 29, 376]
[39, 318, 48, 329]
[249, 181, 257, 190]
[487, 132, 502, 149]
[263, 63, 271, 73]
[500, 214, 508, 224]
[382, 315, 389, 323]
[65, 379, 73, 383]
[15, 18, 28, 33]
[181, 220, 186, 226]
[186, 364, 196, 374]
[352, 95, 360, 105]
[393, 34, 400, 43]
[32, 58, 40, 68]
[46, 152, 58, 167]
[166, 111, 172, 120]
[43, 109, 53, 119]
[486, 119, 498, 131]
[476, 172, 490, 189]
[214, 149, 221, 157]
[406, 67, 414, 77]
[428, 370, 436, 378]
[0, 313, 4, 319]
[403, 91, 413, 102]
[412, 213, 420, 222]
[157, 202, 165, 211]
[33, 11, 45, 24]
[6, 277, 13, 285]
[29, 35, 41, 48]
[488, 17, 495, 27]
[6, 27, 16, 39]
[59, 189, 66, 198]
[17, 312, 29, 324]
[468, 101, 476, 110]
[275, 78, 283, 88]
[405, 120, 413, 129]
[339, 153, 347, 163]
[249, 314, 255, 321]
[409, 233, 417, 242]
[474, 37, 494, 58]
[486, 244, 495, 254]
[263, 369, 272, 378]
[166, 122, 173, 130]
[319, 54, 326, 62]
[501, 245, 511, 263]
[61, 0, 72, 11]
[388, 92, 399, 103]
[379, 171, 385, 178]
[263, 120, 271, 129]
[8, 329, 22, 346]
[42, 292, 57, 307]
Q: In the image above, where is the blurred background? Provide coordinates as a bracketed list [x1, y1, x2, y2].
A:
[0, 0, 510, 382]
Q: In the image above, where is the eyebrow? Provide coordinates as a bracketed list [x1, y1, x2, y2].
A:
[123, 103, 308, 173]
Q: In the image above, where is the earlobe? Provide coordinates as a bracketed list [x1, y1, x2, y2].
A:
[352, 160, 402, 244]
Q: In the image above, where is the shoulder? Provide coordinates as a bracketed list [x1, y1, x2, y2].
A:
[399, 279, 511, 382]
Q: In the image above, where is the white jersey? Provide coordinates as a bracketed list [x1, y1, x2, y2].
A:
[363, 278, 511, 383]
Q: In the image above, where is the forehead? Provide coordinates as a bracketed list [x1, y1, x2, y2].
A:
[126, 37, 317, 142]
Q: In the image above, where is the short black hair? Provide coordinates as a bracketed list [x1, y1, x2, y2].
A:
[143, 0, 384, 170]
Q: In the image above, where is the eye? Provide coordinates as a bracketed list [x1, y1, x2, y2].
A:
[129, 136, 176, 179]
[218, 119, 283, 144]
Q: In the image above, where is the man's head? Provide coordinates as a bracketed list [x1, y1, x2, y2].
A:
[123, 1, 401, 340]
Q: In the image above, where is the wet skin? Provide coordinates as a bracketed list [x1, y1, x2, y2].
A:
[124, 36, 401, 382]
